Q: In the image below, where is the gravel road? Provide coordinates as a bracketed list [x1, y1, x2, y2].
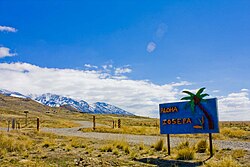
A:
[40, 121, 250, 151]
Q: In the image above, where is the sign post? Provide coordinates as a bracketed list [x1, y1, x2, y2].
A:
[209, 133, 213, 157]
[159, 88, 219, 157]
[167, 134, 170, 155]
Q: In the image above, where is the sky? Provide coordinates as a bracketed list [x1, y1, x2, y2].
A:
[0, 0, 249, 120]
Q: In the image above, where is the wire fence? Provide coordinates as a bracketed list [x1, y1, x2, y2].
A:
[1, 117, 40, 132]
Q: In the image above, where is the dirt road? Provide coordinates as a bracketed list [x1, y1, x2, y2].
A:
[41, 121, 250, 151]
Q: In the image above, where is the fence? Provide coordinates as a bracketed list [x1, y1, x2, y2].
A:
[1, 117, 40, 132]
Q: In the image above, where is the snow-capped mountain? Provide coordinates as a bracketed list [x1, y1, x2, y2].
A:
[91, 102, 134, 115]
[34, 93, 93, 113]
[0, 89, 134, 115]
[0, 89, 28, 99]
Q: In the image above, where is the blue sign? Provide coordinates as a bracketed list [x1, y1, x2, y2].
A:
[159, 98, 219, 134]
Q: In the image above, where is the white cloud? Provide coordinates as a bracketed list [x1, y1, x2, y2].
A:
[212, 90, 220, 93]
[0, 62, 189, 118]
[0, 47, 17, 58]
[0, 62, 249, 120]
[0, 26, 17, 32]
[146, 42, 156, 53]
[170, 81, 192, 87]
[156, 23, 168, 39]
[84, 64, 98, 69]
[218, 90, 250, 121]
[115, 67, 132, 75]
[241, 88, 249, 92]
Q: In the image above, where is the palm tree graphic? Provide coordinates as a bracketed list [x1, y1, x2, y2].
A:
[181, 87, 214, 130]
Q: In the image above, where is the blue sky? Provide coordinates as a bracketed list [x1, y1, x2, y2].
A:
[0, 0, 250, 120]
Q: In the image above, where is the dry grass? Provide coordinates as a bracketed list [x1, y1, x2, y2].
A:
[220, 127, 249, 140]
[175, 141, 195, 160]
[0, 128, 249, 166]
[205, 156, 241, 167]
[196, 139, 207, 153]
[0, 131, 33, 152]
[0, 94, 249, 166]
[153, 139, 164, 151]
[176, 147, 195, 160]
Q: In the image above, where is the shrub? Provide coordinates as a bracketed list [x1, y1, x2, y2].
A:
[177, 141, 189, 150]
[100, 144, 113, 152]
[221, 127, 249, 139]
[138, 142, 145, 150]
[154, 139, 164, 151]
[112, 148, 119, 155]
[176, 147, 195, 160]
[0, 149, 7, 158]
[0, 132, 33, 152]
[70, 139, 86, 148]
[42, 139, 55, 148]
[205, 156, 241, 167]
[115, 141, 127, 150]
[232, 149, 245, 159]
[124, 146, 130, 154]
[196, 140, 207, 153]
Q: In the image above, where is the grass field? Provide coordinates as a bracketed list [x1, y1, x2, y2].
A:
[0, 94, 249, 166]
[0, 129, 249, 167]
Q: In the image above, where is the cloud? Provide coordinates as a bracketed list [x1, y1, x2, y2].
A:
[0, 47, 17, 58]
[218, 90, 250, 121]
[176, 77, 181, 80]
[0, 25, 17, 32]
[156, 23, 168, 39]
[0, 62, 249, 120]
[115, 67, 132, 75]
[0, 62, 191, 118]
[241, 88, 249, 92]
[84, 64, 98, 69]
[146, 42, 156, 53]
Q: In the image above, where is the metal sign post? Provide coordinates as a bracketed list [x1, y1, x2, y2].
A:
[209, 133, 213, 157]
[167, 134, 170, 155]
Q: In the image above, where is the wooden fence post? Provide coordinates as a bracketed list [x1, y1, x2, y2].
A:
[7, 120, 10, 132]
[37, 117, 40, 131]
[24, 111, 29, 127]
[12, 118, 16, 130]
[93, 116, 96, 130]
[118, 119, 121, 128]
[112, 120, 115, 128]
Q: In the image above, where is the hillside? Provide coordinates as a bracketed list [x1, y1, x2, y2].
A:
[0, 94, 80, 128]
[0, 94, 51, 113]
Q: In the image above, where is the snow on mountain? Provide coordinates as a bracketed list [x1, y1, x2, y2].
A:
[91, 102, 134, 115]
[34, 93, 93, 113]
[33, 93, 133, 115]
[0, 89, 28, 99]
[0, 89, 134, 115]
[33, 94, 134, 115]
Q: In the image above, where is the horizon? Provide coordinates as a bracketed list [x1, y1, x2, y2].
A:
[0, 0, 249, 121]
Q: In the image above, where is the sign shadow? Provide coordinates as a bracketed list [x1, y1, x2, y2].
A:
[135, 157, 206, 167]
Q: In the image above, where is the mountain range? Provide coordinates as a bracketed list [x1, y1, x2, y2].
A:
[0, 89, 134, 116]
